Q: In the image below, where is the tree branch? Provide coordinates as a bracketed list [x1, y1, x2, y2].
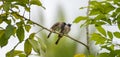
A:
[10, 10, 89, 51]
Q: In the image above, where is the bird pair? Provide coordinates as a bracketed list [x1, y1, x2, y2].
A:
[47, 22, 71, 44]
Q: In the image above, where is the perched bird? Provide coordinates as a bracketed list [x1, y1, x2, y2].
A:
[55, 24, 71, 44]
[47, 22, 66, 38]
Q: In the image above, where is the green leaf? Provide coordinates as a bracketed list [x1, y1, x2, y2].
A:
[113, 32, 120, 38]
[0, 18, 3, 24]
[89, 54, 95, 57]
[91, 33, 106, 45]
[18, 54, 26, 57]
[102, 45, 114, 51]
[89, 9, 101, 15]
[111, 12, 117, 18]
[28, 39, 40, 54]
[16, 26, 25, 42]
[103, 3, 115, 13]
[98, 53, 110, 57]
[96, 26, 106, 36]
[30, 0, 42, 6]
[0, 25, 15, 47]
[16, 21, 24, 27]
[27, 20, 33, 25]
[3, 2, 11, 12]
[107, 31, 113, 39]
[25, 25, 31, 32]
[95, 22, 106, 26]
[5, 25, 15, 38]
[116, 8, 120, 12]
[6, 50, 23, 57]
[0, 35, 8, 47]
[38, 38, 47, 53]
[11, 12, 20, 19]
[73, 16, 87, 23]
[94, 14, 106, 20]
[0, 30, 4, 39]
[15, 0, 29, 4]
[117, 22, 120, 30]
[29, 33, 35, 39]
[5, 19, 11, 24]
[80, 19, 91, 27]
[25, 7, 30, 12]
[79, 7, 87, 9]
[24, 39, 32, 56]
[114, 0, 120, 4]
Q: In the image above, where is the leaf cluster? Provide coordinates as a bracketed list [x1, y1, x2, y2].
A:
[0, 0, 46, 57]
[73, 0, 120, 57]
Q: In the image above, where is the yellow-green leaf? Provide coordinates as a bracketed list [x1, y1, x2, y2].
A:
[29, 33, 35, 39]
[107, 31, 113, 39]
[25, 25, 31, 32]
[0, 30, 4, 39]
[24, 39, 32, 56]
[5, 25, 15, 38]
[91, 33, 106, 45]
[30, 0, 42, 6]
[3, 2, 11, 12]
[28, 39, 40, 54]
[6, 50, 23, 57]
[16, 26, 24, 42]
[18, 54, 26, 57]
[38, 38, 47, 52]
[113, 32, 120, 38]
[96, 26, 106, 37]
[0, 25, 15, 47]
[73, 16, 87, 23]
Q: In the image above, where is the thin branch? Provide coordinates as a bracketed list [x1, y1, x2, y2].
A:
[10, 9, 89, 51]
[23, 10, 26, 17]
[86, 0, 91, 54]
[10, 42, 20, 57]
[36, 28, 44, 34]
[28, 0, 31, 20]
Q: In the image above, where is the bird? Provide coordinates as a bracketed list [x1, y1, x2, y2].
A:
[47, 22, 66, 38]
[55, 23, 71, 44]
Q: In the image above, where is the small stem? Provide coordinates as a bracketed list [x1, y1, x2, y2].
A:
[86, 0, 91, 55]
[28, 0, 31, 20]
[10, 42, 20, 57]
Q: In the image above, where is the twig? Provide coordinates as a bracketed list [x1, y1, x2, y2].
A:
[86, 0, 91, 54]
[23, 10, 26, 17]
[36, 28, 44, 34]
[10, 42, 20, 57]
[28, 0, 31, 20]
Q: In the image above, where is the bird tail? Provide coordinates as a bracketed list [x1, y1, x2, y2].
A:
[55, 37, 61, 44]
[47, 32, 52, 38]
[55, 34, 63, 44]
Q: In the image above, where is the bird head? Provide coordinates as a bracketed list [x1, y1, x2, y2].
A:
[67, 24, 71, 27]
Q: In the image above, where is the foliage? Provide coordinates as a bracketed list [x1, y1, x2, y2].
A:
[1, 0, 120, 57]
[0, 0, 46, 57]
[0, 0, 76, 57]
[74, 0, 120, 57]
